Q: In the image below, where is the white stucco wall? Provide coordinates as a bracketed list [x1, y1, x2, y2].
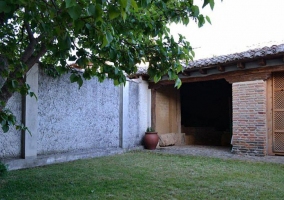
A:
[0, 93, 22, 159]
[124, 80, 140, 147]
[138, 79, 151, 138]
[0, 67, 150, 160]
[122, 78, 151, 148]
[37, 70, 120, 155]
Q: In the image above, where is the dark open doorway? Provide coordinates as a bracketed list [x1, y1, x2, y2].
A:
[180, 79, 232, 146]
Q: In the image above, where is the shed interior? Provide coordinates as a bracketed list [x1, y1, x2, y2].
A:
[180, 79, 232, 146]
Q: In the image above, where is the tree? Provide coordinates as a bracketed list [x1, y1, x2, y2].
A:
[0, 0, 214, 132]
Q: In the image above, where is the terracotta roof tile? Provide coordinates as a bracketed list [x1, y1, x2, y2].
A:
[186, 44, 284, 69]
[135, 43, 284, 76]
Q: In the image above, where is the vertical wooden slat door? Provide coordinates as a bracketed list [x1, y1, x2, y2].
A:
[272, 72, 284, 153]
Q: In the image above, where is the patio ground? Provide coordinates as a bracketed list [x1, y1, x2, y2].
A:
[154, 145, 284, 164]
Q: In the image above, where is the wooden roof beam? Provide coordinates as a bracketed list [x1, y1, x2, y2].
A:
[237, 62, 245, 69]
[199, 68, 207, 74]
[258, 58, 266, 66]
[217, 65, 225, 72]
[182, 71, 191, 76]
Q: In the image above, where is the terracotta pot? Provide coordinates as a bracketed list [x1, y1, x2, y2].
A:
[144, 132, 159, 150]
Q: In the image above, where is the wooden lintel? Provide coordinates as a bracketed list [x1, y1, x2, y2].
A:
[148, 82, 163, 89]
[225, 72, 271, 83]
[237, 62, 245, 69]
[199, 68, 207, 74]
[217, 65, 225, 72]
[258, 58, 266, 66]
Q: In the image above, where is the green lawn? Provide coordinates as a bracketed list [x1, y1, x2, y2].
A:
[1, 151, 284, 200]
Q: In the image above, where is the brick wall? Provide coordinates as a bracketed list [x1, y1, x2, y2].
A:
[231, 80, 267, 156]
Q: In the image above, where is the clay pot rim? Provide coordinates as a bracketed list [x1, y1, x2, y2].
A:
[145, 132, 158, 134]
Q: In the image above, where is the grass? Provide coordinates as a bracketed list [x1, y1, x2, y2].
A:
[1, 151, 284, 200]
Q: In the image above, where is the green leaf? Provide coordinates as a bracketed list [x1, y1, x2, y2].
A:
[85, 23, 92, 29]
[131, 0, 138, 11]
[95, 4, 103, 21]
[69, 55, 77, 61]
[176, 64, 183, 73]
[110, 49, 117, 59]
[29, 92, 38, 100]
[101, 31, 113, 48]
[11, 80, 18, 89]
[206, 16, 211, 24]
[119, 0, 130, 10]
[87, 4, 96, 16]
[0, 101, 6, 108]
[191, 5, 199, 17]
[121, 10, 127, 21]
[168, 70, 174, 80]
[70, 73, 78, 83]
[7, 115, 16, 125]
[58, 35, 71, 50]
[202, 0, 210, 8]
[198, 15, 205, 27]
[101, 35, 108, 48]
[0, 1, 11, 13]
[67, 6, 81, 20]
[202, 0, 214, 10]
[56, 66, 68, 75]
[174, 78, 182, 89]
[114, 79, 120, 86]
[74, 20, 85, 33]
[210, 0, 215, 10]
[2, 124, 9, 133]
[77, 76, 83, 88]
[153, 75, 161, 83]
[1, 114, 7, 122]
[65, 0, 77, 8]
[183, 17, 190, 26]
[106, 32, 113, 44]
[109, 6, 120, 20]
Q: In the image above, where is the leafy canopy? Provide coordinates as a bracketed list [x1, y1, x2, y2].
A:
[0, 0, 214, 132]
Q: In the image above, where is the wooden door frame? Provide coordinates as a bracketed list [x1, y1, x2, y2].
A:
[267, 77, 273, 155]
[267, 72, 284, 155]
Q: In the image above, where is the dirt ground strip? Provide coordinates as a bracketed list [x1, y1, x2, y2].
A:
[151, 145, 284, 164]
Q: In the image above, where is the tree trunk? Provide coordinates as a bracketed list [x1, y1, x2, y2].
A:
[0, 41, 47, 111]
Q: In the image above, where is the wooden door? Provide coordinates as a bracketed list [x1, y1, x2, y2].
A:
[154, 85, 181, 134]
[272, 72, 284, 153]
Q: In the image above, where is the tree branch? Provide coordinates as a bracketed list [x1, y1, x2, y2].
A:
[41, 0, 53, 8]
[20, 22, 37, 63]
[25, 43, 47, 68]
[24, 21, 34, 42]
